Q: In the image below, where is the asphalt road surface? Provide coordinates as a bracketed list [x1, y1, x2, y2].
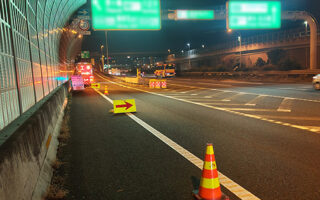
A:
[64, 74, 320, 200]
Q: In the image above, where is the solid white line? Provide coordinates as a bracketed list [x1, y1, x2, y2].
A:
[93, 87, 260, 200]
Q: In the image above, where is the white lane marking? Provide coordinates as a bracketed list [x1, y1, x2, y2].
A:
[221, 93, 244, 102]
[96, 74, 320, 134]
[219, 108, 281, 112]
[279, 88, 309, 91]
[194, 82, 233, 87]
[93, 88, 261, 200]
[256, 115, 320, 121]
[205, 103, 246, 106]
[245, 95, 266, 106]
[170, 83, 320, 104]
[305, 126, 320, 132]
[277, 98, 292, 112]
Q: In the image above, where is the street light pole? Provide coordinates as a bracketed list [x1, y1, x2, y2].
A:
[100, 45, 104, 72]
[304, 21, 308, 68]
[105, 31, 109, 65]
[238, 35, 242, 69]
[187, 43, 191, 68]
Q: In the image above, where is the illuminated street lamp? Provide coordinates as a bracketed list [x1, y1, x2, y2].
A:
[186, 43, 191, 68]
[168, 49, 171, 54]
[202, 44, 205, 48]
[304, 21, 308, 68]
[181, 50, 184, 54]
[228, 29, 242, 70]
[238, 35, 242, 69]
[100, 45, 104, 72]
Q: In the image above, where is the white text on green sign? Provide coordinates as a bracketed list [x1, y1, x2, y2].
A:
[228, 1, 281, 29]
[92, 0, 161, 30]
[176, 10, 214, 20]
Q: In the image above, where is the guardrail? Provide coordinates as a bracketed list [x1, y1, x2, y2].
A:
[179, 70, 320, 81]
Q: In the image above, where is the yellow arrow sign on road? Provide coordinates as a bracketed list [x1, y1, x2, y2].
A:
[113, 99, 137, 114]
[91, 83, 100, 89]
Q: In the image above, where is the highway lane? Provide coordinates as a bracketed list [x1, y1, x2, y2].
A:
[66, 89, 201, 200]
[92, 74, 320, 199]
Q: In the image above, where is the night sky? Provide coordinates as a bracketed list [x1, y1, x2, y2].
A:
[80, 0, 320, 55]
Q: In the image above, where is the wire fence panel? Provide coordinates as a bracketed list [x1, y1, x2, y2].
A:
[0, 0, 20, 129]
[9, 0, 35, 113]
[0, 0, 87, 131]
[27, 0, 44, 101]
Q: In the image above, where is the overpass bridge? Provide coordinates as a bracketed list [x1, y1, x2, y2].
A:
[168, 28, 320, 69]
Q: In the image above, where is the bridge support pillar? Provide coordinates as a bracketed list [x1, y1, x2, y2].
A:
[282, 11, 318, 70]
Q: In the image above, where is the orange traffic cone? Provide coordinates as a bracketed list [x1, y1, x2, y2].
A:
[104, 86, 109, 95]
[193, 143, 228, 200]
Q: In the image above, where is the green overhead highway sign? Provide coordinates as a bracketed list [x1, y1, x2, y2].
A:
[227, 1, 281, 29]
[91, 0, 161, 30]
[176, 10, 214, 20]
[81, 51, 90, 58]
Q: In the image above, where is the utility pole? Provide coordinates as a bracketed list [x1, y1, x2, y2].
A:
[304, 21, 308, 68]
[238, 35, 242, 69]
[100, 45, 104, 72]
[187, 43, 191, 69]
[105, 31, 109, 65]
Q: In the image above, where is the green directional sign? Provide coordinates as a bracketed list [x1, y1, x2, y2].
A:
[91, 0, 161, 30]
[227, 1, 281, 29]
[176, 10, 214, 20]
[81, 51, 90, 59]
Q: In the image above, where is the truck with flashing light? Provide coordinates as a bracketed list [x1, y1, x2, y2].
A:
[75, 62, 94, 86]
[154, 64, 176, 78]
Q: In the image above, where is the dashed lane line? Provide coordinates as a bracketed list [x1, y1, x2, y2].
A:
[222, 93, 245, 102]
[96, 74, 320, 135]
[245, 95, 266, 106]
[93, 87, 261, 200]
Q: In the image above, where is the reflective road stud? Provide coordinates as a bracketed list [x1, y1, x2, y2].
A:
[113, 99, 137, 114]
[193, 144, 229, 200]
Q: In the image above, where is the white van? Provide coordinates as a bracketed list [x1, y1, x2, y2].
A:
[313, 74, 320, 90]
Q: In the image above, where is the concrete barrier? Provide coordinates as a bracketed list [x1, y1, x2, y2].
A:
[179, 70, 320, 81]
[0, 82, 70, 200]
